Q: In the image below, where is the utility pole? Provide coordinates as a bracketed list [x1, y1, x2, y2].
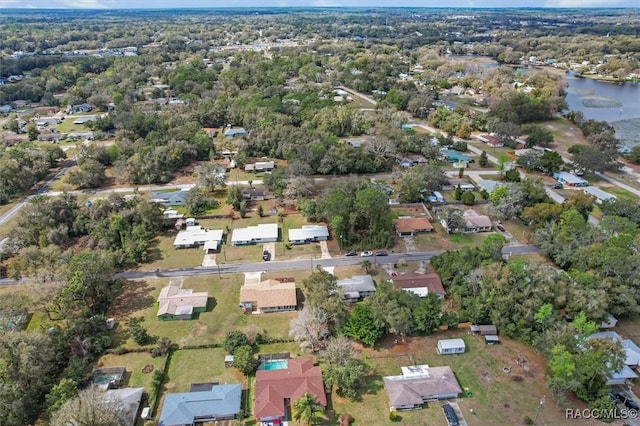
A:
[534, 395, 545, 424]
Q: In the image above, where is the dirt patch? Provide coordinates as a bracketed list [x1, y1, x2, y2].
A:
[142, 364, 154, 373]
[110, 280, 155, 318]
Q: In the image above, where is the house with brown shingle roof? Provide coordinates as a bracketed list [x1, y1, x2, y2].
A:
[239, 278, 297, 313]
[394, 217, 434, 237]
[157, 283, 208, 321]
[383, 365, 462, 411]
[254, 357, 327, 423]
[391, 272, 446, 299]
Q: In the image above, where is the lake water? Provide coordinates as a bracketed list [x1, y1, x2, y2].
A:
[563, 72, 640, 148]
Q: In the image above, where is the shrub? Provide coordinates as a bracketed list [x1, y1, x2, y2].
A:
[524, 416, 534, 425]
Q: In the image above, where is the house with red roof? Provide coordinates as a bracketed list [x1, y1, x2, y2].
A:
[391, 272, 446, 299]
[253, 357, 327, 424]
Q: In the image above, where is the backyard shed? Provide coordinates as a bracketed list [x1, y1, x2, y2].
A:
[437, 338, 466, 355]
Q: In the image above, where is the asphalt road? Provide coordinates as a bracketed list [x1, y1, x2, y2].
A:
[0, 245, 539, 285]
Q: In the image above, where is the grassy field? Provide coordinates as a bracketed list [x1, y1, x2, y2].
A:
[109, 275, 296, 349]
[331, 330, 602, 426]
[97, 351, 166, 390]
[164, 348, 246, 393]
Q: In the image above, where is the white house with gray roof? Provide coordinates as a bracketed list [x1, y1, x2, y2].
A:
[231, 223, 279, 245]
[336, 275, 376, 302]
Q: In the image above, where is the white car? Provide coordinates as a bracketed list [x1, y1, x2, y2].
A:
[361, 251, 373, 257]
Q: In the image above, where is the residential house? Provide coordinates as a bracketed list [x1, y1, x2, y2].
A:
[426, 191, 444, 203]
[477, 134, 504, 148]
[239, 278, 297, 313]
[336, 275, 376, 302]
[553, 171, 588, 187]
[224, 127, 248, 138]
[394, 217, 434, 237]
[158, 384, 242, 426]
[103, 388, 144, 426]
[67, 103, 92, 114]
[242, 187, 271, 201]
[245, 161, 275, 172]
[231, 223, 279, 246]
[163, 209, 184, 220]
[476, 179, 504, 194]
[462, 210, 493, 233]
[173, 226, 223, 253]
[0, 104, 12, 114]
[37, 132, 64, 142]
[254, 357, 327, 424]
[397, 154, 427, 168]
[391, 272, 446, 298]
[437, 338, 466, 355]
[583, 186, 616, 204]
[157, 283, 208, 320]
[585, 331, 640, 386]
[383, 365, 462, 411]
[345, 137, 368, 148]
[586, 331, 640, 368]
[150, 190, 188, 206]
[288, 225, 329, 244]
[442, 179, 475, 192]
[441, 149, 473, 163]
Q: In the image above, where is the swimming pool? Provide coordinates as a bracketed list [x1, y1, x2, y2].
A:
[260, 359, 288, 370]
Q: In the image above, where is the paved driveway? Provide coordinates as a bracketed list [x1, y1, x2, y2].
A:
[263, 242, 276, 261]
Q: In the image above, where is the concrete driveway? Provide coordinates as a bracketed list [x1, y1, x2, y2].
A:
[263, 242, 276, 261]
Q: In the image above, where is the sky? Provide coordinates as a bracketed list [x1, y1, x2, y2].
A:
[0, 0, 637, 9]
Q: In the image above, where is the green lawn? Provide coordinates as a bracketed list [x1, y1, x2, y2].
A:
[333, 330, 596, 426]
[97, 352, 165, 391]
[164, 348, 246, 393]
[56, 118, 91, 133]
[110, 275, 296, 349]
[606, 186, 637, 200]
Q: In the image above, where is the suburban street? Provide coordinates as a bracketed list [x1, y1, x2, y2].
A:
[0, 245, 539, 285]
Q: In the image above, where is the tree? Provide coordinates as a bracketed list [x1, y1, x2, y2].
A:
[26, 123, 39, 141]
[66, 159, 106, 189]
[398, 163, 446, 203]
[257, 205, 264, 217]
[233, 345, 258, 375]
[184, 186, 219, 215]
[226, 185, 243, 210]
[263, 167, 288, 199]
[46, 378, 78, 414]
[324, 359, 369, 400]
[50, 386, 128, 426]
[128, 317, 150, 345]
[341, 303, 385, 347]
[516, 150, 543, 172]
[454, 184, 463, 201]
[412, 294, 443, 335]
[460, 191, 475, 206]
[504, 168, 521, 183]
[301, 271, 347, 328]
[223, 331, 250, 354]
[289, 306, 330, 352]
[627, 146, 640, 164]
[439, 206, 466, 233]
[569, 144, 616, 173]
[538, 151, 564, 173]
[292, 393, 323, 426]
[322, 336, 357, 368]
[195, 163, 227, 191]
[522, 124, 554, 148]
[361, 259, 371, 274]
[479, 151, 489, 167]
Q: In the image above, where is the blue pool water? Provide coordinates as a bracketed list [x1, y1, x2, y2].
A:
[260, 359, 288, 370]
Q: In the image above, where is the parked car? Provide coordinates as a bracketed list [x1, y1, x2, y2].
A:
[496, 224, 506, 232]
[375, 250, 388, 256]
[345, 250, 357, 256]
[618, 392, 640, 411]
[262, 250, 271, 261]
[551, 183, 563, 189]
[361, 251, 373, 257]
[442, 404, 460, 426]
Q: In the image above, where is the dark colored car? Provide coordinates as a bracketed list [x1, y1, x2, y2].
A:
[262, 250, 271, 261]
[621, 393, 640, 411]
[345, 250, 357, 256]
[496, 224, 506, 232]
[551, 183, 563, 189]
[375, 250, 388, 256]
[442, 404, 459, 426]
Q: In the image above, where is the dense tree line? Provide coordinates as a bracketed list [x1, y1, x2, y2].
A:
[0, 142, 65, 204]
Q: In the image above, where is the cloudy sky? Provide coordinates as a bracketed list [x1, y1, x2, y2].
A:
[0, 0, 637, 9]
